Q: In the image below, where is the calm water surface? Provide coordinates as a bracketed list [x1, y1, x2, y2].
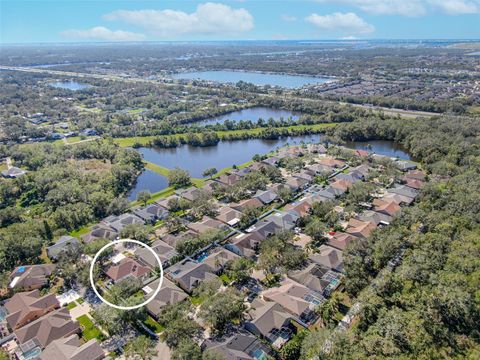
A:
[50, 81, 92, 91]
[172, 70, 332, 88]
[200, 107, 300, 125]
[127, 170, 169, 201]
[130, 136, 411, 195]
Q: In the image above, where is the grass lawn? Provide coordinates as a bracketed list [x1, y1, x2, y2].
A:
[77, 298, 84, 304]
[69, 222, 95, 238]
[190, 296, 203, 306]
[220, 273, 232, 285]
[144, 161, 205, 188]
[66, 302, 77, 310]
[77, 315, 104, 341]
[144, 316, 165, 333]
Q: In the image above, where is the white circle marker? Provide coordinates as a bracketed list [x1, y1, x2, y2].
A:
[89, 239, 164, 310]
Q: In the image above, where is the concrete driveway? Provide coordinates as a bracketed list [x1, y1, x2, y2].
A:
[155, 340, 171, 360]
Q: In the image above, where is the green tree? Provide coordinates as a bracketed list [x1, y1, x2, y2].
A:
[137, 190, 151, 206]
[202, 167, 217, 179]
[172, 339, 202, 360]
[125, 335, 157, 360]
[199, 288, 245, 334]
[167, 168, 191, 189]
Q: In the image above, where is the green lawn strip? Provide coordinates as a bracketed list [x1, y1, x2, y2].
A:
[77, 298, 84, 304]
[143, 316, 165, 333]
[69, 222, 96, 238]
[144, 161, 205, 188]
[219, 273, 232, 285]
[66, 302, 77, 310]
[77, 315, 104, 341]
[189, 296, 203, 306]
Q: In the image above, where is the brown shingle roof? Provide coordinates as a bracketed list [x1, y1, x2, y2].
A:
[14, 308, 80, 348]
[5, 290, 59, 330]
[105, 257, 151, 282]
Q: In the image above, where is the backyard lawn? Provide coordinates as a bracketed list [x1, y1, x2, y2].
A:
[77, 315, 104, 341]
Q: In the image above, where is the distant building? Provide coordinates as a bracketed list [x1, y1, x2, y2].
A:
[1, 166, 27, 178]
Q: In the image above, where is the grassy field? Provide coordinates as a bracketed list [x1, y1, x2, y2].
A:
[77, 315, 104, 341]
[114, 123, 338, 148]
[144, 316, 165, 333]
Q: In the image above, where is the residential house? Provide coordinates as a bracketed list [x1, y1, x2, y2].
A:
[202, 332, 272, 360]
[202, 180, 225, 194]
[284, 176, 309, 191]
[102, 213, 144, 233]
[143, 278, 188, 318]
[261, 278, 322, 324]
[334, 172, 363, 184]
[14, 308, 80, 349]
[253, 189, 278, 205]
[225, 231, 264, 258]
[288, 262, 342, 297]
[327, 232, 359, 251]
[404, 178, 424, 190]
[404, 169, 426, 181]
[133, 203, 169, 224]
[284, 200, 311, 218]
[318, 157, 345, 168]
[81, 223, 117, 243]
[330, 179, 352, 193]
[357, 210, 392, 226]
[374, 199, 402, 217]
[9, 264, 56, 291]
[389, 184, 420, 199]
[292, 171, 314, 183]
[1, 166, 27, 178]
[162, 230, 198, 248]
[396, 161, 417, 171]
[135, 239, 177, 268]
[266, 211, 300, 231]
[230, 198, 264, 212]
[245, 299, 302, 348]
[261, 156, 280, 166]
[346, 219, 377, 239]
[105, 257, 151, 283]
[4, 290, 59, 330]
[167, 260, 218, 293]
[188, 216, 229, 234]
[247, 219, 281, 239]
[382, 192, 414, 206]
[351, 164, 371, 178]
[176, 187, 207, 202]
[156, 195, 183, 210]
[309, 245, 344, 272]
[39, 334, 104, 360]
[202, 248, 239, 273]
[46, 236, 80, 260]
[216, 173, 241, 186]
[215, 206, 244, 227]
[305, 163, 335, 177]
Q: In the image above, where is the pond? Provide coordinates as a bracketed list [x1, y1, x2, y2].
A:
[344, 140, 411, 161]
[200, 107, 300, 125]
[127, 169, 169, 201]
[172, 70, 332, 89]
[130, 137, 412, 196]
[50, 81, 92, 91]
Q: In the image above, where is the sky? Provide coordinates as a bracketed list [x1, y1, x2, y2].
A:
[0, 0, 479, 44]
